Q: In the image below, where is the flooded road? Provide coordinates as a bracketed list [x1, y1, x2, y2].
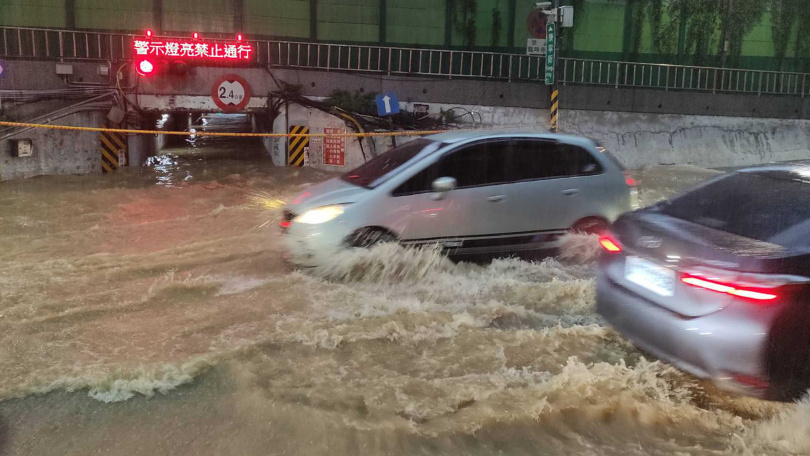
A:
[0, 141, 807, 455]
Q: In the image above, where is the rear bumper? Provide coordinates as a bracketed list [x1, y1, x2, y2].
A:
[596, 269, 772, 398]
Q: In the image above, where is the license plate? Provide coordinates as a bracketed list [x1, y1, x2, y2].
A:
[625, 256, 675, 297]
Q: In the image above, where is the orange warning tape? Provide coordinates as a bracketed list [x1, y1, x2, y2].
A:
[0, 120, 448, 138]
[0, 120, 545, 139]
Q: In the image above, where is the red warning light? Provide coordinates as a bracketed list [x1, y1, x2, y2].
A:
[193, 32, 199, 39]
[237, 34, 243, 41]
[136, 59, 155, 76]
[146, 29, 153, 38]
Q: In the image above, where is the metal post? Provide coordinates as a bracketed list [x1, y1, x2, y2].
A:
[550, 88, 559, 132]
[615, 62, 620, 88]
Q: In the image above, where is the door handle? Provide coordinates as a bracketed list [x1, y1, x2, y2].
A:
[562, 189, 580, 196]
[487, 195, 506, 202]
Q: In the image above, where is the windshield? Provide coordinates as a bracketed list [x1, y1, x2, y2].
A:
[341, 139, 440, 188]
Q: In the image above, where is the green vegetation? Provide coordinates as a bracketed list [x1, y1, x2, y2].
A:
[325, 90, 378, 116]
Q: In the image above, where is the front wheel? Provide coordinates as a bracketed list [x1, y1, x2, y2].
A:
[345, 228, 398, 248]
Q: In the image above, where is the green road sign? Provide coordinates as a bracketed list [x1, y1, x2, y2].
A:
[545, 22, 556, 85]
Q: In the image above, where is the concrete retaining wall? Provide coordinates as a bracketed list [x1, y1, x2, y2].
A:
[0, 110, 105, 180]
[561, 110, 810, 169]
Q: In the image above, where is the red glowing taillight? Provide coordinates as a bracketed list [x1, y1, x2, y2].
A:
[680, 274, 779, 302]
[623, 171, 637, 187]
[599, 235, 622, 253]
[280, 220, 291, 229]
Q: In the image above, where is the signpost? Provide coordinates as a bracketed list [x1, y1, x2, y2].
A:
[544, 22, 556, 85]
[375, 92, 400, 117]
[211, 74, 252, 113]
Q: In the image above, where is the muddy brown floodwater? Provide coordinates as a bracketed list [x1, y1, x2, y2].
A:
[0, 142, 807, 456]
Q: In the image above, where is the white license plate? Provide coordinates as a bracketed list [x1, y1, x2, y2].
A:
[625, 256, 675, 297]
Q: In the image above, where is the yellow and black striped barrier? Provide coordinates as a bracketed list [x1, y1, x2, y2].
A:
[287, 125, 310, 167]
[100, 122, 127, 174]
[550, 89, 559, 133]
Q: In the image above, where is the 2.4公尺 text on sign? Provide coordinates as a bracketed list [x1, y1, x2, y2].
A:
[134, 40, 253, 60]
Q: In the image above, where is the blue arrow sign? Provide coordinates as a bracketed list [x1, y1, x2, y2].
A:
[376, 92, 400, 117]
[0, 59, 7, 79]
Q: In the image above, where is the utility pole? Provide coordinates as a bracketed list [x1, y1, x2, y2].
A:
[551, 0, 559, 133]
[535, 1, 572, 132]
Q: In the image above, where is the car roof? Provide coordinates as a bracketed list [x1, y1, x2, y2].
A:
[737, 161, 810, 183]
[425, 130, 596, 148]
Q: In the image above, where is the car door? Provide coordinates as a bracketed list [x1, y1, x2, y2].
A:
[384, 139, 511, 244]
[500, 139, 605, 234]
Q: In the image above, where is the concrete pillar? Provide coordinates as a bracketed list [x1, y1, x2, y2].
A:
[127, 133, 155, 167]
[128, 113, 160, 166]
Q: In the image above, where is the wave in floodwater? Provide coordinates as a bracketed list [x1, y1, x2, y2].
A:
[1, 164, 808, 456]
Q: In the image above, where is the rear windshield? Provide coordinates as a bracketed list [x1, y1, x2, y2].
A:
[341, 139, 440, 188]
[660, 172, 810, 247]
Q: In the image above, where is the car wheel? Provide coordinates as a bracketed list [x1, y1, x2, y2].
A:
[346, 228, 398, 248]
[765, 298, 810, 401]
[571, 217, 610, 235]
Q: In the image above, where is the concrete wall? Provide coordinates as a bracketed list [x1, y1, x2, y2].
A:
[0, 110, 104, 180]
[562, 110, 810, 169]
[560, 86, 810, 120]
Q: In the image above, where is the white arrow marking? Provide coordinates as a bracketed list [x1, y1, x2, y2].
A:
[382, 95, 391, 113]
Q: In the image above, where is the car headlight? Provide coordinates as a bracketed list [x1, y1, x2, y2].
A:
[293, 205, 345, 224]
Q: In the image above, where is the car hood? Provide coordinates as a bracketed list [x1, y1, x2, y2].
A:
[285, 178, 369, 214]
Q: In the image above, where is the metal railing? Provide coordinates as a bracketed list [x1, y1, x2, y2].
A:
[269, 41, 545, 81]
[559, 58, 809, 97]
[0, 26, 546, 81]
[2, 26, 809, 96]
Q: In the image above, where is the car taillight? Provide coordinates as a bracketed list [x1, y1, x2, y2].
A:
[680, 274, 779, 302]
[599, 235, 622, 253]
[622, 171, 637, 187]
[280, 220, 291, 229]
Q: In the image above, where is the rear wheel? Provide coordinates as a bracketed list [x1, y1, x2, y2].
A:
[571, 217, 610, 235]
[765, 295, 810, 401]
[346, 227, 398, 248]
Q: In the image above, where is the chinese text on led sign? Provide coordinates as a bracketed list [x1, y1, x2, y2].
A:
[133, 40, 253, 60]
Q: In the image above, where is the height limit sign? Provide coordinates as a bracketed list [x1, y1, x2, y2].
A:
[544, 22, 556, 85]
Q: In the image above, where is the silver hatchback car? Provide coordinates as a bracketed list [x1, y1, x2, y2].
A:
[281, 131, 638, 265]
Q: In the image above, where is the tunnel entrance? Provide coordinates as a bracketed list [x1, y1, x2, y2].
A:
[142, 112, 273, 186]
[158, 113, 267, 161]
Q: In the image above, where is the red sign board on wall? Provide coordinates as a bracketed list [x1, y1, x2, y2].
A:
[323, 128, 346, 166]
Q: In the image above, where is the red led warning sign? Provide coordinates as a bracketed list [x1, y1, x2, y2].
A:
[133, 37, 253, 60]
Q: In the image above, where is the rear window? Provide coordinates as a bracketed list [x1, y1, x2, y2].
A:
[341, 139, 440, 188]
[660, 173, 810, 247]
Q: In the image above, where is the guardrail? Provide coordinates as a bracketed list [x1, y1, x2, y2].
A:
[559, 58, 808, 97]
[2, 26, 808, 96]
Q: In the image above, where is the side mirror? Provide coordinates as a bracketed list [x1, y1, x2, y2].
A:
[431, 177, 457, 200]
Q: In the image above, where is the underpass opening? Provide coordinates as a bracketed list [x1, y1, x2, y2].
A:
[145, 112, 273, 186]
